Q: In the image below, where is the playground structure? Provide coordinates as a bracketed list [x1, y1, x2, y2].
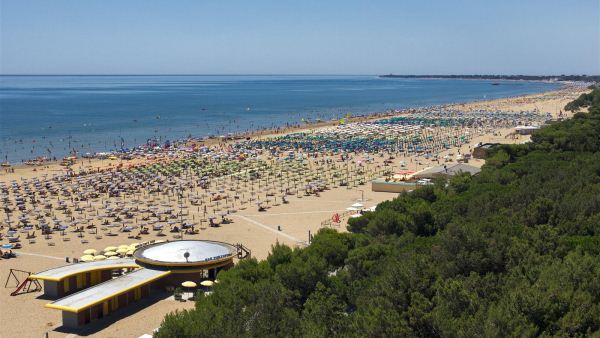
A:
[4, 268, 42, 296]
[20, 240, 247, 328]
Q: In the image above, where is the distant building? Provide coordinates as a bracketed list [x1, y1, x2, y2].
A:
[371, 179, 416, 193]
[413, 163, 481, 179]
[472, 143, 500, 159]
[515, 125, 540, 135]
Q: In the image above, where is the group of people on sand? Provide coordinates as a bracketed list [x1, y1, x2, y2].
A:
[2, 87, 583, 257]
[0, 248, 16, 259]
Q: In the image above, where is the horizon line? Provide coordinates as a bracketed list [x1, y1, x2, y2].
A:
[0, 73, 375, 77]
[1, 73, 598, 77]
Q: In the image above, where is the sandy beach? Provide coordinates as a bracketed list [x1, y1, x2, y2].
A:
[0, 84, 588, 338]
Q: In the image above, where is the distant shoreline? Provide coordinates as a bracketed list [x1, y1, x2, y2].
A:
[379, 74, 600, 82]
[3, 83, 580, 171]
[0, 77, 566, 165]
[1, 74, 598, 80]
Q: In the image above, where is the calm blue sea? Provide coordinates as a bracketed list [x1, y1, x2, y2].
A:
[0, 75, 559, 163]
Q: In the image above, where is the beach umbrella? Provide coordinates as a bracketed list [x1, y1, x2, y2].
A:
[104, 246, 117, 252]
[107, 256, 120, 260]
[181, 281, 197, 288]
[104, 251, 118, 257]
[116, 248, 129, 255]
[83, 249, 97, 255]
[126, 250, 134, 256]
[93, 255, 107, 261]
[80, 255, 94, 262]
[181, 281, 197, 299]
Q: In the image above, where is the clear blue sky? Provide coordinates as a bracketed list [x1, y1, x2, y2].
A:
[1, 0, 598, 75]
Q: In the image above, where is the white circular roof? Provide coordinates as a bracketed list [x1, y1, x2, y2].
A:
[134, 240, 235, 265]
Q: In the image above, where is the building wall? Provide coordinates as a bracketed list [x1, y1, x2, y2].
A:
[371, 181, 416, 193]
[41, 269, 121, 299]
[43, 280, 59, 298]
[62, 311, 80, 328]
[59, 283, 152, 328]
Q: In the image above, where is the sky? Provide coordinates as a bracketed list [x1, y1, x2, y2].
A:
[0, 0, 599, 75]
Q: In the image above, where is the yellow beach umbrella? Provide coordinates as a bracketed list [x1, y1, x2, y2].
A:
[93, 255, 106, 261]
[130, 242, 140, 248]
[107, 256, 120, 260]
[181, 281, 197, 299]
[116, 248, 129, 254]
[83, 249, 97, 255]
[104, 246, 117, 252]
[104, 251, 118, 257]
[80, 255, 94, 262]
[200, 280, 214, 287]
[118, 244, 130, 250]
[126, 250, 134, 256]
[181, 281, 197, 288]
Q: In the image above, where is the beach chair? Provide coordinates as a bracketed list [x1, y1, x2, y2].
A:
[48, 242, 55, 246]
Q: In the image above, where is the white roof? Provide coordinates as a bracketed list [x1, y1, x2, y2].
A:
[134, 240, 235, 264]
[30, 258, 138, 281]
[515, 125, 540, 130]
[47, 268, 169, 312]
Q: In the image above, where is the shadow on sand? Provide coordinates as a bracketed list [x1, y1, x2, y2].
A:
[35, 293, 56, 301]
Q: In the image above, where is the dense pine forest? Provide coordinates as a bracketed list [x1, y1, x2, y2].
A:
[156, 88, 600, 337]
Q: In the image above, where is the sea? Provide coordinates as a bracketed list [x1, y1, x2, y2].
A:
[0, 75, 560, 163]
